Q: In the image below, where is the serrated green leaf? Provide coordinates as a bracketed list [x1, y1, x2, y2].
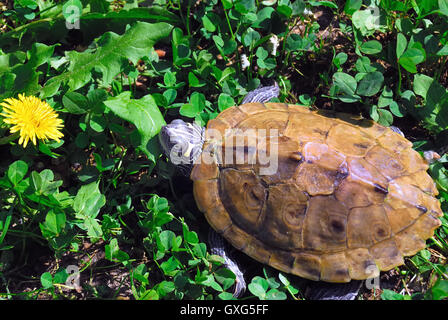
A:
[28, 43, 57, 67]
[104, 92, 165, 162]
[43, 22, 172, 92]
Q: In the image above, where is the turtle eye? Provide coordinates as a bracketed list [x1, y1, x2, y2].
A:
[170, 141, 193, 164]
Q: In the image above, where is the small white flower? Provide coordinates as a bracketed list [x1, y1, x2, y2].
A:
[269, 34, 279, 56]
[241, 54, 250, 70]
[304, 8, 313, 16]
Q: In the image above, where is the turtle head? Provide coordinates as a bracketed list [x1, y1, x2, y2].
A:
[159, 119, 205, 176]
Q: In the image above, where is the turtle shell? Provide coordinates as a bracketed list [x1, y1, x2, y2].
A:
[190, 103, 443, 282]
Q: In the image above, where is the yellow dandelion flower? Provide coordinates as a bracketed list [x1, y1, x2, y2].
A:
[0, 94, 64, 148]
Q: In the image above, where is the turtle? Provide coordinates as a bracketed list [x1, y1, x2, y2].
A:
[159, 84, 443, 299]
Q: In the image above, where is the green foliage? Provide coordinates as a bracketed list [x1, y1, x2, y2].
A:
[327, 0, 448, 128]
[127, 195, 237, 300]
[247, 269, 300, 300]
[42, 22, 173, 95]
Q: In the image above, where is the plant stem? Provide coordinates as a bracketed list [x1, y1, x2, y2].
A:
[186, 0, 191, 36]
[223, 7, 235, 41]
[396, 64, 402, 96]
[222, 4, 242, 75]
[0, 132, 20, 145]
[176, 0, 187, 35]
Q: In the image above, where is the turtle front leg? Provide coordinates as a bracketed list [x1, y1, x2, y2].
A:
[208, 229, 247, 297]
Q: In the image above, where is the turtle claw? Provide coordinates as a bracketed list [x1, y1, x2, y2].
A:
[423, 150, 441, 164]
[231, 266, 247, 298]
[390, 126, 405, 137]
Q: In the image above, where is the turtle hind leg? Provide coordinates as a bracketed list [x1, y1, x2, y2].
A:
[305, 280, 363, 300]
[208, 229, 247, 297]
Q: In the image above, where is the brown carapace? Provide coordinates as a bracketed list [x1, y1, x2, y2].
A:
[191, 103, 442, 283]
